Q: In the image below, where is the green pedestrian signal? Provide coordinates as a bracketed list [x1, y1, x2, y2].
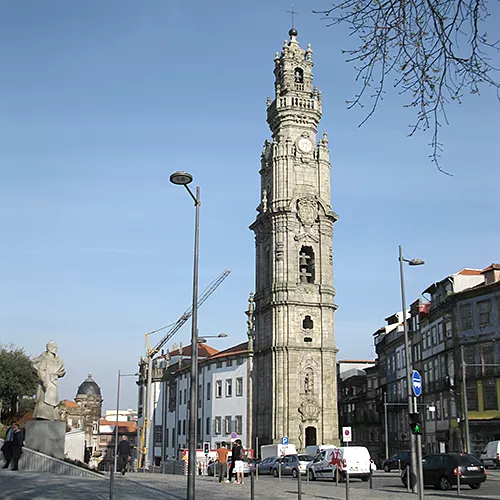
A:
[409, 413, 422, 435]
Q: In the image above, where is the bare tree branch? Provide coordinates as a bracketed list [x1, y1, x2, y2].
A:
[315, 0, 500, 174]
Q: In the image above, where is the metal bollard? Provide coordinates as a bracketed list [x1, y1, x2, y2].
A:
[297, 468, 302, 500]
[406, 464, 410, 493]
[369, 466, 373, 489]
[251, 470, 255, 500]
[279, 461, 282, 481]
[345, 471, 350, 500]
[256, 462, 259, 481]
[335, 467, 338, 486]
[398, 459, 401, 473]
[457, 467, 461, 496]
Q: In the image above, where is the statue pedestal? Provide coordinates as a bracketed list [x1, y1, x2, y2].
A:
[25, 420, 66, 459]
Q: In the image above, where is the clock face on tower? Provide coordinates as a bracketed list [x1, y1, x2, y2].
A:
[297, 137, 312, 154]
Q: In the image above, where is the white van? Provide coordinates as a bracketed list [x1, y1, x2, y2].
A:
[307, 446, 372, 481]
[480, 441, 500, 468]
[305, 444, 337, 458]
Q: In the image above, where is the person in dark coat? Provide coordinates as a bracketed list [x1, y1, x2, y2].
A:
[117, 436, 131, 475]
[228, 439, 243, 483]
[1, 423, 23, 470]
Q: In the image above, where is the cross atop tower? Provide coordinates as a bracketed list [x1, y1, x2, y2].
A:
[287, 1, 299, 30]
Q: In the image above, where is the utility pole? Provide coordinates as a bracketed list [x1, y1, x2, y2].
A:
[384, 392, 389, 460]
[461, 345, 470, 453]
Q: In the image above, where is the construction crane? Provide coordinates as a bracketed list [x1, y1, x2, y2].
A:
[138, 268, 231, 468]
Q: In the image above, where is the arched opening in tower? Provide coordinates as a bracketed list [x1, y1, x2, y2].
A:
[299, 246, 315, 283]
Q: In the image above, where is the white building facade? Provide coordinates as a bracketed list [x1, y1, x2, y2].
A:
[139, 342, 250, 466]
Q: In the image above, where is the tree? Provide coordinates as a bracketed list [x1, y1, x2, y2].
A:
[0, 344, 38, 415]
[316, 0, 500, 173]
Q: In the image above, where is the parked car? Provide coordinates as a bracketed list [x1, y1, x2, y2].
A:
[382, 451, 411, 472]
[247, 458, 260, 473]
[272, 454, 314, 477]
[401, 453, 486, 490]
[257, 456, 280, 475]
[207, 459, 250, 477]
[480, 441, 500, 468]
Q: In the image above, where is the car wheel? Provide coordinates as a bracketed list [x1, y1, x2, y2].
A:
[439, 476, 451, 491]
[361, 476, 369, 482]
[273, 468, 279, 478]
[308, 469, 315, 481]
[469, 483, 481, 490]
[292, 468, 298, 478]
[384, 464, 390, 473]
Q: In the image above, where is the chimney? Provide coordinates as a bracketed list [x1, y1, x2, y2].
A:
[482, 264, 500, 285]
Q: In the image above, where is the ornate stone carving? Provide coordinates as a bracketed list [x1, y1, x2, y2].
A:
[298, 399, 320, 422]
[275, 242, 284, 261]
[297, 197, 317, 227]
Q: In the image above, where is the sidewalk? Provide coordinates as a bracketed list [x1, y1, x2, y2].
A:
[1, 469, 500, 500]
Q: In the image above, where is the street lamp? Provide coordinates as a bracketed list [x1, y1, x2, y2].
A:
[399, 245, 424, 499]
[170, 171, 200, 500]
[197, 333, 228, 343]
[109, 370, 139, 500]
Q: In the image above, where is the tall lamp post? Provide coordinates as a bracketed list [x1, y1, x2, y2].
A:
[170, 171, 200, 500]
[109, 370, 139, 500]
[399, 245, 424, 498]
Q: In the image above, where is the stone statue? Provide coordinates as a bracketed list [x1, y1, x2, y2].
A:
[31, 341, 66, 420]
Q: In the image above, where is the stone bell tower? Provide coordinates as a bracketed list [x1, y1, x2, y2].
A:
[250, 28, 339, 450]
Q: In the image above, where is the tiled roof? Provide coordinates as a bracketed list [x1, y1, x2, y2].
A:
[482, 263, 500, 273]
[205, 342, 248, 361]
[99, 418, 137, 433]
[165, 343, 220, 358]
[62, 399, 79, 409]
[456, 268, 483, 276]
[337, 359, 375, 364]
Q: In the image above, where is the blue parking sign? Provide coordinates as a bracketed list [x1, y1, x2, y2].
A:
[281, 436, 289, 445]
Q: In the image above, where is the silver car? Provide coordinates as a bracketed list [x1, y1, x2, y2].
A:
[272, 454, 314, 477]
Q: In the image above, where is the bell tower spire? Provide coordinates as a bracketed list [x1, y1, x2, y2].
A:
[251, 29, 339, 450]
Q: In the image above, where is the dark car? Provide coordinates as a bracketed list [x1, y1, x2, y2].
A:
[257, 456, 281, 475]
[401, 453, 486, 490]
[382, 451, 411, 472]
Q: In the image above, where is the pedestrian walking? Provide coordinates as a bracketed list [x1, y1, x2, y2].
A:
[117, 436, 131, 475]
[216, 441, 229, 483]
[1, 423, 24, 471]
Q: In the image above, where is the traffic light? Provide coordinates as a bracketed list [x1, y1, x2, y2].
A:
[409, 413, 422, 435]
[203, 441, 210, 454]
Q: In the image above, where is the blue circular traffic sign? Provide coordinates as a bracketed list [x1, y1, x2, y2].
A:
[412, 370, 422, 397]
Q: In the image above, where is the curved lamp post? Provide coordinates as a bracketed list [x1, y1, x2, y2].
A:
[170, 171, 200, 500]
[399, 245, 424, 499]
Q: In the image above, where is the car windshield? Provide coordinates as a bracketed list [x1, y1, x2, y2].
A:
[457, 454, 482, 466]
[298, 455, 314, 461]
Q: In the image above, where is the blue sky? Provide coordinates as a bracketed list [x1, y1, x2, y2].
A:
[1, 1, 499, 410]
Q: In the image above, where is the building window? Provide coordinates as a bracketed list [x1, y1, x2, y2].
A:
[224, 416, 232, 435]
[183, 420, 186, 435]
[445, 321, 452, 338]
[207, 382, 211, 401]
[438, 323, 444, 343]
[178, 420, 181, 435]
[302, 316, 313, 329]
[299, 246, 315, 283]
[482, 344, 495, 376]
[215, 416, 221, 435]
[236, 377, 243, 397]
[294, 67, 304, 83]
[184, 389, 187, 404]
[226, 379, 232, 397]
[226, 359, 233, 367]
[466, 383, 479, 411]
[172, 428, 175, 447]
[460, 304, 472, 330]
[483, 379, 498, 410]
[477, 300, 491, 327]
[179, 390, 183, 405]
[235, 415, 243, 435]
[165, 427, 169, 448]
[216, 360, 222, 368]
[206, 417, 210, 435]
[237, 357, 244, 365]
[154, 425, 162, 446]
[216, 380, 222, 398]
